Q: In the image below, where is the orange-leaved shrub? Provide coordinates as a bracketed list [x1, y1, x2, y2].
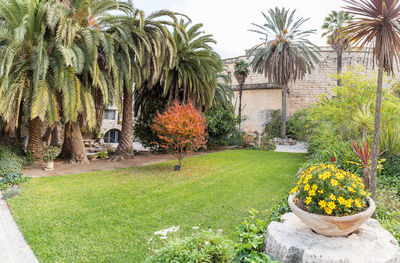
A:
[151, 102, 207, 169]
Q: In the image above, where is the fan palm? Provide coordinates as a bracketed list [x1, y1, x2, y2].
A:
[322, 11, 353, 85]
[341, 0, 400, 198]
[163, 20, 224, 110]
[249, 7, 320, 138]
[233, 60, 249, 129]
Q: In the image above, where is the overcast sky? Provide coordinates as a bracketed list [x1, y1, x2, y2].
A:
[132, 0, 346, 59]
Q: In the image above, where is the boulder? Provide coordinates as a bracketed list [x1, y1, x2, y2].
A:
[265, 213, 400, 263]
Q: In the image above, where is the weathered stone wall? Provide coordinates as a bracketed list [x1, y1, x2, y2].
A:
[224, 46, 397, 132]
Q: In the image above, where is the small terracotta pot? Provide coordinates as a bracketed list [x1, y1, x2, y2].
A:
[288, 193, 376, 237]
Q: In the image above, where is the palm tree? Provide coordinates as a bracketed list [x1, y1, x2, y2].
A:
[233, 60, 249, 129]
[322, 11, 353, 86]
[341, 0, 400, 198]
[0, 0, 60, 159]
[112, 9, 177, 158]
[249, 7, 320, 138]
[163, 20, 224, 110]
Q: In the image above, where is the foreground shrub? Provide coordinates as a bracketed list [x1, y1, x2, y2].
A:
[292, 164, 368, 216]
[233, 209, 279, 263]
[151, 102, 207, 169]
[146, 230, 235, 263]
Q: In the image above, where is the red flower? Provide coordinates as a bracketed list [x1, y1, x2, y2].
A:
[332, 158, 336, 162]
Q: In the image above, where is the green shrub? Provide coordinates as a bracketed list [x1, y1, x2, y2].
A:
[233, 209, 279, 263]
[375, 207, 400, 244]
[287, 109, 311, 141]
[0, 146, 33, 166]
[146, 230, 235, 263]
[0, 158, 25, 185]
[264, 110, 281, 138]
[259, 137, 276, 152]
[205, 107, 244, 147]
[40, 146, 60, 162]
[306, 124, 338, 155]
[134, 113, 163, 152]
[2, 186, 20, 200]
[97, 152, 107, 159]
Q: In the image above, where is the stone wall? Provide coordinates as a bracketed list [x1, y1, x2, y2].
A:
[224, 46, 398, 132]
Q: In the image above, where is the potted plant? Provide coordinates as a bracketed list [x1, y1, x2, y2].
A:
[41, 146, 61, 171]
[288, 163, 375, 237]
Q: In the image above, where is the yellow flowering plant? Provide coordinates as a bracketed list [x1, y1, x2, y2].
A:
[290, 164, 369, 216]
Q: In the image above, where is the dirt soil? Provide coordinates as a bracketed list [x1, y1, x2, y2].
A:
[23, 150, 225, 178]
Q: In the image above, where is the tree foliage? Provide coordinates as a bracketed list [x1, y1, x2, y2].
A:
[151, 102, 207, 168]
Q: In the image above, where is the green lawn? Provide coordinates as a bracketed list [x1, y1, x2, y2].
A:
[8, 150, 305, 263]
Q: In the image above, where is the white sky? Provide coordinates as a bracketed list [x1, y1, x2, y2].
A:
[132, 0, 346, 59]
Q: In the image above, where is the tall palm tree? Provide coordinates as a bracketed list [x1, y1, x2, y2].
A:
[322, 11, 353, 86]
[163, 20, 224, 110]
[111, 9, 177, 158]
[233, 60, 249, 129]
[213, 74, 234, 110]
[341, 0, 400, 198]
[249, 7, 320, 138]
[51, 0, 130, 163]
[0, 0, 60, 159]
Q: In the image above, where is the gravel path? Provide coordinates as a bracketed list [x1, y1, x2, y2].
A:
[0, 193, 38, 263]
[275, 142, 308, 153]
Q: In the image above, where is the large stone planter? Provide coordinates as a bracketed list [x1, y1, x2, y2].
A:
[288, 193, 376, 237]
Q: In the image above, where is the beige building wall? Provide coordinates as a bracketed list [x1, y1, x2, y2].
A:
[233, 89, 281, 132]
[225, 46, 398, 132]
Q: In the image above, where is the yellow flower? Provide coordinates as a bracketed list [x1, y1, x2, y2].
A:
[347, 187, 355, 193]
[312, 184, 318, 191]
[331, 179, 338, 187]
[360, 190, 367, 196]
[318, 190, 324, 194]
[290, 187, 298, 194]
[352, 183, 357, 189]
[304, 184, 311, 191]
[345, 198, 353, 208]
[355, 199, 362, 208]
[338, 196, 346, 205]
[309, 190, 316, 196]
[335, 173, 344, 180]
[319, 200, 327, 209]
[327, 201, 336, 210]
[324, 207, 333, 215]
[305, 196, 312, 205]
[329, 194, 336, 201]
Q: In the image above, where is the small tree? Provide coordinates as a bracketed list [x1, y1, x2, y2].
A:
[152, 102, 207, 170]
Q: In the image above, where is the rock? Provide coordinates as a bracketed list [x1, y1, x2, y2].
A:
[265, 213, 400, 263]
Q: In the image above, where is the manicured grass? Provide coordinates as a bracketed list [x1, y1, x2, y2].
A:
[8, 150, 305, 262]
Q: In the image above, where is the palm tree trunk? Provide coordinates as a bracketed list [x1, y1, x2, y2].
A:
[115, 86, 134, 158]
[95, 91, 104, 138]
[281, 83, 288, 139]
[238, 83, 243, 130]
[27, 117, 42, 160]
[50, 125, 59, 146]
[70, 120, 89, 164]
[369, 52, 384, 200]
[15, 105, 23, 145]
[42, 126, 52, 145]
[61, 122, 72, 159]
[337, 49, 343, 86]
